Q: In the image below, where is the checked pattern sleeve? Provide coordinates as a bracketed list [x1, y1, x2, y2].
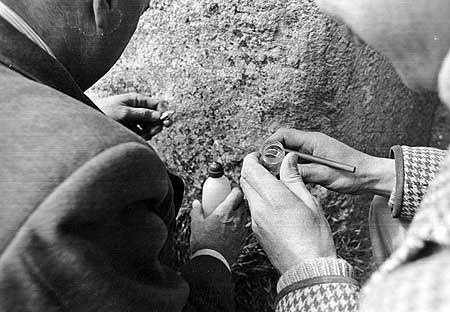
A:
[275, 258, 359, 312]
[390, 146, 447, 220]
[276, 281, 359, 312]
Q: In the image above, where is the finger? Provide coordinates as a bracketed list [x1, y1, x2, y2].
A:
[240, 177, 267, 224]
[298, 163, 334, 185]
[280, 153, 317, 208]
[126, 93, 169, 110]
[241, 152, 286, 201]
[241, 152, 278, 188]
[149, 124, 163, 136]
[240, 178, 273, 231]
[265, 128, 321, 154]
[162, 119, 173, 127]
[213, 187, 244, 217]
[141, 124, 164, 140]
[124, 107, 162, 123]
[191, 200, 204, 220]
[154, 100, 168, 112]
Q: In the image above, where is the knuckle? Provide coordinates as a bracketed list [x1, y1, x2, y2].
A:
[118, 107, 132, 120]
[277, 127, 289, 134]
[158, 101, 168, 110]
[278, 127, 294, 137]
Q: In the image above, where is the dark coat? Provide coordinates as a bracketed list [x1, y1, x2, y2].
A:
[0, 17, 233, 311]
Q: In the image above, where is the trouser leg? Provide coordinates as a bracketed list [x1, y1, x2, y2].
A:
[368, 195, 410, 267]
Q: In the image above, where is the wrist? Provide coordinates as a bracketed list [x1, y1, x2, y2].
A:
[362, 157, 395, 197]
[277, 257, 356, 293]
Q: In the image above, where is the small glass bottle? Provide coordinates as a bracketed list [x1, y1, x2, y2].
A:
[260, 141, 285, 176]
[202, 162, 232, 217]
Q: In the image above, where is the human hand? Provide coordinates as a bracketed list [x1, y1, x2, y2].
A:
[95, 93, 173, 140]
[190, 188, 246, 266]
[241, 152, 336, 274]
[266, 128, 395, 197]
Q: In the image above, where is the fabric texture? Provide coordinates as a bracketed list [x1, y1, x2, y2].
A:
[0, 1, 55, 58]
[0, 17, 234, 311]
[361, 149, 450, 312]
[276, 258, 359, 312]
[182, 256, 235, 312]
[276, 282, 359, 312]
[277, 258, 355, 292]
[390, 145, 446, 220]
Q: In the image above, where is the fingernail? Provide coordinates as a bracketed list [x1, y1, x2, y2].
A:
[160, 110, 175, 122]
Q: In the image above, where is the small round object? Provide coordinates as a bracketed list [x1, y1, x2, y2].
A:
[208, 161, 225, 178]
[260, 141, 285, 176]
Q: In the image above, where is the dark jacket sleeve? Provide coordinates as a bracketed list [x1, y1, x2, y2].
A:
[0, 142, 192, 311]
[181, 256, 234, 312]
[165, 170, 235, 311]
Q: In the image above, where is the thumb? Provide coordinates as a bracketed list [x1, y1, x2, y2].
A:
[191, 200, 204, 221]
[213, 187, 244, 217]
[280, 153, 317, 208]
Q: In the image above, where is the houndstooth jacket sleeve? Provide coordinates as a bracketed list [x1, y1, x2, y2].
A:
[389, 146, 447, 220]
[275, 258, 360, 312]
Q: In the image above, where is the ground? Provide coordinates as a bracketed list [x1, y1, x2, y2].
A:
[88, 1, 450, 310]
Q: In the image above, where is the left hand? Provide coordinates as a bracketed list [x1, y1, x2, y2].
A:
[240, 152, 336, 274]
[95, 93, 173, 140]
[190, 188, 246, 266]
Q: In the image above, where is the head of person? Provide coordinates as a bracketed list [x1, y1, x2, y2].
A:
[315, 0, 450, 101]
[5, 0, 150, 90]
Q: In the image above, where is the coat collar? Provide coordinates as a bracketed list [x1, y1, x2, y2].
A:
[0, 16, 100, 111]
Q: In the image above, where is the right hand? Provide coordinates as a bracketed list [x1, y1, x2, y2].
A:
[241, 152, 336, 274]
[266, 128, 395, 196]
[95, 93, 173, 140]
[190, 188, 246, 266]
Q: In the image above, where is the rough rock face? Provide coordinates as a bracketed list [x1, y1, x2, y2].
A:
[90, 0, 441, 310]
[94, 0, 438, 154]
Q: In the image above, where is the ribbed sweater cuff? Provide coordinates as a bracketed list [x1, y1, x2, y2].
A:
[277, 257, 355, 293]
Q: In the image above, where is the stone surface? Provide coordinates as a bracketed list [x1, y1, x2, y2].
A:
[92, 0, 439, 156]
[89, 0, 444, 310]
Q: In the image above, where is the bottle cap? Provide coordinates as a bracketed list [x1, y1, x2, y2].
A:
[208, 161, 224, 178]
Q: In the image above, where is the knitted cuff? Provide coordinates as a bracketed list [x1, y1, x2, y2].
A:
[277, 257, 355, 293]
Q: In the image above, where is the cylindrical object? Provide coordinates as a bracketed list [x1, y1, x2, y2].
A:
[260, 142, 285, 176]
[202, 162, 232, 217]
[284, 148, 356, 173]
